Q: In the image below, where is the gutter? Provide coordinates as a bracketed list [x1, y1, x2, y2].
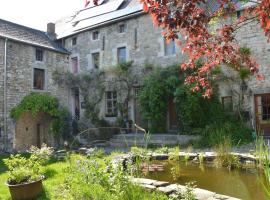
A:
[0, 35, 70, 55]
[3, 37, 7, 152]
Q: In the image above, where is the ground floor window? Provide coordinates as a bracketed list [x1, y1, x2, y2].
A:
[105, 91, 117, 117]
[221, 96, 233, 110]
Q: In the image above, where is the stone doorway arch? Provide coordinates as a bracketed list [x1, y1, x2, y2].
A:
[13, 112, 54, 151]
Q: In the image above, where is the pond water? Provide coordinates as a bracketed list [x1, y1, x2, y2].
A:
[145, 161, 268, 200]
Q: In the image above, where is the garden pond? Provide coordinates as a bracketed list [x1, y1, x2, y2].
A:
[144, 160, 268, 200]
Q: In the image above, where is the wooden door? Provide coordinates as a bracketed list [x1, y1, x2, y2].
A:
[168, 98, 177, 130]
[134, 87, 148, 130]
[255, 94, 270, 136]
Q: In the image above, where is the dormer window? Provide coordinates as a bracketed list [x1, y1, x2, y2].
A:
[36, 49, 43, 61]
[92, 31, 100, 40]
[119, 24, 126, 33]
[72, 37, 77, 46]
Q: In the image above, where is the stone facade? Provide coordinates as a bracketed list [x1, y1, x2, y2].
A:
[218, 18, 270, 135]
[58, 13, 182, 130]
[0, 38, 69, 152]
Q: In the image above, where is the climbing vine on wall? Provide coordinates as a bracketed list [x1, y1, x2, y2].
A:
[138, 64, 248, 135]
[53, 69, 106, 127]
[138, 65, 181, 133]
[10, 93, 71, 138]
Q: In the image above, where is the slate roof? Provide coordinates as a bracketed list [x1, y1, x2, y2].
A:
[55, 0, 144, 39]
[0, 18, 69, 54]
[206, 0, 257, 13]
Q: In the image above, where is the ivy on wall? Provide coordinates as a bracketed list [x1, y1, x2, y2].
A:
[10, 93, 71, 138]
[138, 64, 252, 144]
[138, 66, 181, 133]
[53, 69, 106, 128]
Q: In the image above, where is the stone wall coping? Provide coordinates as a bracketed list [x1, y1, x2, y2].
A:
[130, 177, 241, 200]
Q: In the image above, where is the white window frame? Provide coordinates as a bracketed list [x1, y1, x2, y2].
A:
[105, 91, 118, 117]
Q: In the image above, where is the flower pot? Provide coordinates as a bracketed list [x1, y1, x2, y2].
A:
[6, 176, 44, 200]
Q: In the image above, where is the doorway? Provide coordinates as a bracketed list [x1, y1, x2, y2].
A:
[254, 94, 270, 136]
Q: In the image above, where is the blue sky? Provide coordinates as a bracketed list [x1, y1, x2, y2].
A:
[0, 0, 85, 31]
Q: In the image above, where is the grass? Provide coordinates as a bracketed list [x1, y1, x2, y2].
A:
[0, 155, 69, 200]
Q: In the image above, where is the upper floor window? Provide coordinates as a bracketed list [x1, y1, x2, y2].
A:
[36, 49, 43, 61]
[117, 47, 126, 63]
[164, 39, 176, 56]
[92, 31, 100, 40]
[72, 37, 77, 46]
[119, 24, 126, 33]
[71, 57, 79, 74]
[33, 68, 45, 90]
[92, 52, 100, 69]
[105, 91, 117, 117]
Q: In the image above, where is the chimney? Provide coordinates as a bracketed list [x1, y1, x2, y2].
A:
[47, 23, 56, 40]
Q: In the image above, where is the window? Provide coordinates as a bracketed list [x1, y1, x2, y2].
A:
[36, 49, 43, 61]
[92, 52, 100, 69]
[236, 11, 241, 19]
[72, 87, 80, 120]
[164, 39, 176, 56]
[134, 28, 138, 49]
[33, 68, 45, 90]
[221, 96, 233, 110]
[72, 37, 77, 45]
[71, 57, 78, 74]
[102, 36, 105, 51]
[119, 24, 126, 33]
[92, 31, 99, 40]
[117, 47, 126, 63]
[106, 91, 117, 117]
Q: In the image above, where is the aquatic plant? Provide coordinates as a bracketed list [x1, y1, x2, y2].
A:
[255, 137, 270, 198]
[214, 137, 240, 170]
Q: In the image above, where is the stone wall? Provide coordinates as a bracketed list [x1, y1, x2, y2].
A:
[0, 38, 70, 151]
[61, 14, 184, 127]
[218, 19, 270, 130]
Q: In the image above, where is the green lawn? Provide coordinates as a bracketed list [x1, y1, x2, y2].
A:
[0, 155, 69, 200]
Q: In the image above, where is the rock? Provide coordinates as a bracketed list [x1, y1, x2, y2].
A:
[153, 181, 170, 187]
[78, 147, 88, 154]
[140, 184, 156, 190]
[204, 152, 216, 161]
[131, 178, 157, 186]
[152, 153, 169, 160]
[157, 186, 176, 194]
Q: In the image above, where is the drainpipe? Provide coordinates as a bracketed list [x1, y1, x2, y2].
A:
[3, 38, 8, 152]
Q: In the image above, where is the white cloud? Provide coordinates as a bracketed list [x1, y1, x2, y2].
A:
[0, 0, 84, 30]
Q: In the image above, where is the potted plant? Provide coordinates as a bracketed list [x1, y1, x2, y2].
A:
[4, 144, 53, 200]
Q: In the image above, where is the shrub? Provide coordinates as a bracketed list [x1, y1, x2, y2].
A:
[53, 155, 168, 200]
[4, 144, 53, 185]
[196, 121, 252, 148]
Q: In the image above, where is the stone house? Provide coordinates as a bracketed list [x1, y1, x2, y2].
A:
[0, 19, 70, 151]
[54, 0, 270, 136]
[1, 0, 270, 151]
[54, 0, 183, 132]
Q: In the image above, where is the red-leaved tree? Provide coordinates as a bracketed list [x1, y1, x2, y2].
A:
[85, 0, 270, 97]
[140, 0, 269, 97]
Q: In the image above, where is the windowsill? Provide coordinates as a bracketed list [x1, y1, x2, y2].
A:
[32, 88, 47, 92]
[35, 60, 44, 63]
[163, 54, 177, 58]
[105, 114, 117, 118]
